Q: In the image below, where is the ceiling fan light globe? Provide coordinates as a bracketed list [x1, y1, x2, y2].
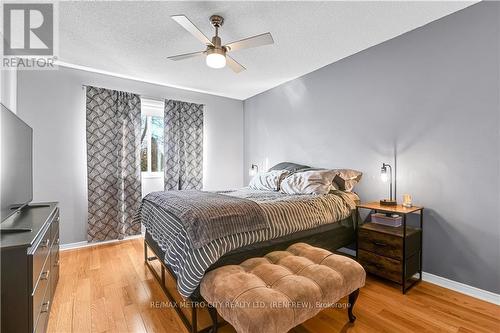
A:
[206, 53, 226, 69]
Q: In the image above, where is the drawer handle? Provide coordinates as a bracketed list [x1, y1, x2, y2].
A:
[55, 237, 60, 245]
[40, 270, 50, 280]
[41, 239, 50, 248]
[41, 301, 50, 313]
[372, 241, 387, 247]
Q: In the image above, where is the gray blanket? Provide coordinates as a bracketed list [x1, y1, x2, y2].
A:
[143, 190, 269, 248]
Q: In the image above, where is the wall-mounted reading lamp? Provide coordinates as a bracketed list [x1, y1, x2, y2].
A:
[249, 164, 259, 176]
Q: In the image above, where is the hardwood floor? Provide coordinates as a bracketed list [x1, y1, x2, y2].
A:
[47, 238, 500, 333]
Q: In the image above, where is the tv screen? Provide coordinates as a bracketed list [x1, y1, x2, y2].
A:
[1, 104, 33, 222]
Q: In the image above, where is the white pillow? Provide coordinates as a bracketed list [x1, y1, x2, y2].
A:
[249, 170, 290, 191]
[280, 170, 338, 195]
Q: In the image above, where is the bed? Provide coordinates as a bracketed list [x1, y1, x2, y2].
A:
[140, 188, 358, 291]
[139, 186, 359, 332]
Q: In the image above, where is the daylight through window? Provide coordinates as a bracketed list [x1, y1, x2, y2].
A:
[140, 98, 165, 175]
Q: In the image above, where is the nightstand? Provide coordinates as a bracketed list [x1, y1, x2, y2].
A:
[355, 202, 423, 293]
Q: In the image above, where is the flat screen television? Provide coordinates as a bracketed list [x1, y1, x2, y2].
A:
[1, 103, 33, 222]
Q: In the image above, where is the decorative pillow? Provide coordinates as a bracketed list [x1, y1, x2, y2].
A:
[268, 162, 310, 173]
[249, 170, 290, 191]
[332, 169, 363, 192]
[280, 170, 337, 195]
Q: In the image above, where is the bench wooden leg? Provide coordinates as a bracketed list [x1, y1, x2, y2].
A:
[348, 289, 359, 323]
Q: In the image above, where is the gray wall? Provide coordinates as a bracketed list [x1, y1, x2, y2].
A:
[0, 69, 17, 113]
[17, 66, 244, 245]
[244, 2, 499, 293]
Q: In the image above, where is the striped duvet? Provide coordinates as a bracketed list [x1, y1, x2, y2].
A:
[137, 188, 357, 298]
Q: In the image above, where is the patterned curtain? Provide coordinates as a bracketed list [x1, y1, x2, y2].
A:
[86, 86, 142, 241]
[164, 100, 204, 190]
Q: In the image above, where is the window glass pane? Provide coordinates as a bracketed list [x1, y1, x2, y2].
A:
[140, 115, 148, 172]
[151, 116, 164, 172]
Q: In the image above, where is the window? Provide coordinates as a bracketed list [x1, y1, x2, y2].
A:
[141, 98, 165, 177]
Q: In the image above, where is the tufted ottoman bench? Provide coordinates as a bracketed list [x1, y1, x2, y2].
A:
[200, 242, 366, 333]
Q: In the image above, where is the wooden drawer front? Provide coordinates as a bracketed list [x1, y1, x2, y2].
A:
[50, 243, 60, 295]
[358, 229, 402, 260]
[33, 285, 50, 333]
[51, 226, 59, 248]
[358, 249, 402, 283]
[31, 226, 51, 290]
[50, 210, 59, 245]
[32, 259, 50, 330]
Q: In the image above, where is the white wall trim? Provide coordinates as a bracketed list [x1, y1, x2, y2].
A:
[337, 248, 499, 305]
[326, 247, 500, 305]
[422, 272, 500, 305]
[55, 60, 240, 101]
[60, 234, 144, 251]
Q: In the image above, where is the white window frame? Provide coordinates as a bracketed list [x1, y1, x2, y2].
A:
[141, 98, 165, 179]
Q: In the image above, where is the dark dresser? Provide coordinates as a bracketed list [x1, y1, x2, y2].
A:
[1, 203, 60, 333]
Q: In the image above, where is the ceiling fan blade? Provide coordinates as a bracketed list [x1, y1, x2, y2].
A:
[226, 56, 246, 73]
[167, 51, 205, 61]
[171, 15, 213, 46]
[224, 33, 274, 52]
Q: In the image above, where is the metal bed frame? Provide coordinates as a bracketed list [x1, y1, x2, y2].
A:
[143, 215, 358, 333]
[144, 238, 221, 333]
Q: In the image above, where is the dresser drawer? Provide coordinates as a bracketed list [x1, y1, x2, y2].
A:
[51, 224, 59, 248]
[50, 242, 60, 295]
[358, 249, 402, 283]
[32, 260, 50, 331]
[33, 285, 50, 333]
[358, 228, 403, 260]
[31, 226, 51, 290]
[50, 210, 60, 245]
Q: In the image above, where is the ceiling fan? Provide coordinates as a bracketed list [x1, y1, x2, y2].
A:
[168, 14, 274, 73]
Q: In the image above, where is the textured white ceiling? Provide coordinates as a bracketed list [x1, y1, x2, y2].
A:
[59, 1, 476, 100]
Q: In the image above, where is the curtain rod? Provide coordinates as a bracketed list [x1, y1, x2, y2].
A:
[81, 84, 163, 102]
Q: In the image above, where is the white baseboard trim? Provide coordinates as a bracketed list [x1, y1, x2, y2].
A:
[422, 272, 500, 305]
[59, 234, 144, 251]
[338, 248, 499, 305]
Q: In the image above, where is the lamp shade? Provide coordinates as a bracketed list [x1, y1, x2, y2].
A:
[206, 53, 226, 69]
[380, 171, 388, 182]
[380, 164, 388, 182]
[249, 164, 259, 176]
